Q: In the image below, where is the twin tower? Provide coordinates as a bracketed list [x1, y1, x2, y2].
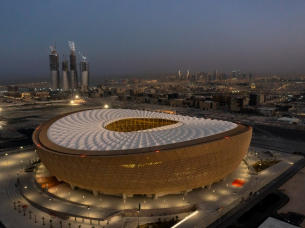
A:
[49, 42, 89, 92]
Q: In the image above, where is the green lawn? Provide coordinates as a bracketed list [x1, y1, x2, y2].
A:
[252, 159, 281, 173]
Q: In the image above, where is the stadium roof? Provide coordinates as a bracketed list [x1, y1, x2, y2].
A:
[46, 109, 237, 152]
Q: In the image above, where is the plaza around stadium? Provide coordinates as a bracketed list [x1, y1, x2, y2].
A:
[3, 145, 302, 228]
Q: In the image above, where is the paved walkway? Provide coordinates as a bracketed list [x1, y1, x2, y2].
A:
[0, 151, 124, 228]
[277, 166, 305, 228]
[0, 146, 302, 228]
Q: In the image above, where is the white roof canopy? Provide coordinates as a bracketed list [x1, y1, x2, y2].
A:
[47, 109, 237, 151]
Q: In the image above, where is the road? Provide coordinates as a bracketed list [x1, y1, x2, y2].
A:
[207, 157, 305, 228]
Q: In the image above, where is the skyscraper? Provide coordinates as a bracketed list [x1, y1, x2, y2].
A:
[213, 70, 217, 81]
[242, 73, 247, 79]
[232, 70, 237, 79]
[249, 72, 253, 81]
[62, 57, 70, 92]
[49, 46, 60, 91]
[191, 74, 197, 81]
[177, 70, 181, 81]
[186, 70, 189, 80]
[80, 59, 89, 88]
[69, 41, 78, 91]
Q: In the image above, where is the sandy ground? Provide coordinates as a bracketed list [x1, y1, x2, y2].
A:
[278, 166, 305, 228]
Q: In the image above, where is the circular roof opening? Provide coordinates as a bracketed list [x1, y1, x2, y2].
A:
[104, 118, 178, 132]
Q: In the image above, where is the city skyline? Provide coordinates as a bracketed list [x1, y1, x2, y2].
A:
[1, 1, 305, 84]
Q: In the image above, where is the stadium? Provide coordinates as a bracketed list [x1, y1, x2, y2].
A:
[33, 109, 252, 197]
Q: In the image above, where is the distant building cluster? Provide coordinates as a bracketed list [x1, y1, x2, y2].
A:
[167, 70, 254, 82]
[3, 54, 305, 124]
[3, 86, 50, 101]
[49, 42, 89, 92]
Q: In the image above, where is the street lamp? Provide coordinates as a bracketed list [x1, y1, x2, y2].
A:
[226, 184, 229, 195]
[24, 186, 27, 197]
[87, 206, 90, 217]
[49, 198, 52, 210]
[182, 197, 184, 206]
[68, 192, 70, 201]
[212, 190, 215, 200]
[187, 202, 191, 214]
[20, 147, 23, 157]
[233, 191, 236, 201]
[5, 153, 8, 164]
[83, 196, 85, 204]
[104, 104, 109, 109]
[137, 210, 140, 228]
[20, 160, 23, 172]
[144, 200, 146, 209]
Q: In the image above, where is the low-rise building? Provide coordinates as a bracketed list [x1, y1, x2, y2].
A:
[230, 97, 249, 112]
[199, 101, 219, 110]
[159, 98, 169, 105]
[249, 94, 265, 106]
[7, 86, 18, 92]
[170, 99, 183, 107]
[257, 107, 278, 117]
[22, 93, 31, 101]
[35, 92, 49, 100]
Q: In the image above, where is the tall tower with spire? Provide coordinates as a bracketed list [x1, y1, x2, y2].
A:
[62, 55, 70, 91]
[49, 45, 60, 91]
[69, 41, 78, 91]
[80, 54, 89, 88]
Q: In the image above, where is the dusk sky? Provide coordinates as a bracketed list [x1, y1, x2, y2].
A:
[1, 1, 305, 83]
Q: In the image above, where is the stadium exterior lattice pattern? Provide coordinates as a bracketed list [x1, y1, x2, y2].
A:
[33, 109, 252, 196]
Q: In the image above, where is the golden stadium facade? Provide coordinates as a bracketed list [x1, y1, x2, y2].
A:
[33, 109, 252, 196]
